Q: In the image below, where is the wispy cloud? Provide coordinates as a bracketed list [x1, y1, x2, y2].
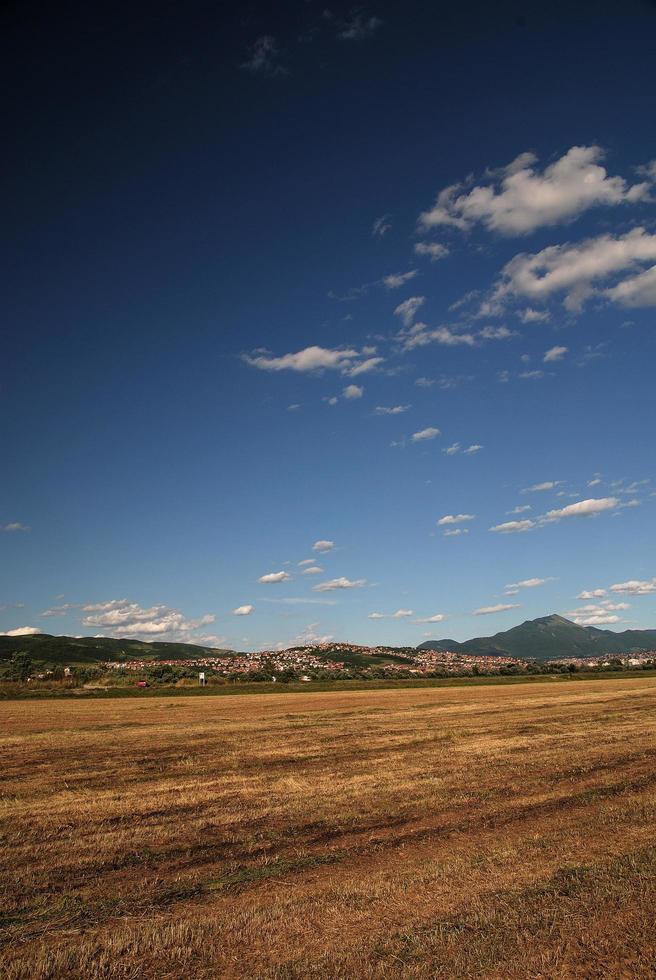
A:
[313, 577, 366, 592]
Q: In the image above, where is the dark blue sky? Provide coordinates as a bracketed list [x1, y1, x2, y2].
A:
[3, 0, 656, 648]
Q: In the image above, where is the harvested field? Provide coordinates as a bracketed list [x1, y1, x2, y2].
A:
[2, 676, 656, 978]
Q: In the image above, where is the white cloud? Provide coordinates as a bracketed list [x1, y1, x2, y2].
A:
[368, 612, 385, 619]
[244, 345, 381, 375]
[463, 444, 483, 455]
[258, 571, 292, 584]
[369, 609, 414, 619]
[543, 497, 619, 521]
[443, 442, 460, 455]
[3, 522, 30, 532]
[571, 613, 621, 626]
[505, 577, 550, 590]
[302, 566, 323, 575]
[287, 403, 301, 411]
[507, 504, 532, 514]
[418, 146, 649, 236]
[605, 264, 656, 307]
[80, 600, 216, 641]
[342, 384, 364, 399]
[414, 242, 449, 261]
[489, 519, 536, 534]
[346, 356, 384, 376]
[298, 558, 315, 566]
[609, 578, 656, 596]
[411, 427, 441, 442]
[565, 599, 630, 626]
[489, 227, 656, 314]
[401, 323, 476, 350]
[519, 370, 544, 380]
[519, 308, 550, 323]
[313, 577, 366, 592]
[233, 605, 254, 616]
[414, 613, 447, 623]
[438, 513, 475, 526]
[522, 481, 561, 493]
[443, 528, 469, 537]
[0, 626, 41, 636]
[372, 214, 391, 237]
[478, 325, 515, 341]
[374, 404, 410, 415]
[312, 540, 334, 553]
[577, 588, 607, 599]
[473, 603, 521, 616]
[588, 478, 602, 487]
[544, 346, 568, 362]
[394, 296, 425, 326]
[383, 270, 418, 289]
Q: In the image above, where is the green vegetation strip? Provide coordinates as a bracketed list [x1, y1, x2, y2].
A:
[2, 669, 656, 700]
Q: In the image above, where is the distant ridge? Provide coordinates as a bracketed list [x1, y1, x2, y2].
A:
[417, 614, 656, 661]
[2, 614, 656, 668]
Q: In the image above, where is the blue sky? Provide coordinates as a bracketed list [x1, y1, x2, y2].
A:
[2, 0, 656, 649]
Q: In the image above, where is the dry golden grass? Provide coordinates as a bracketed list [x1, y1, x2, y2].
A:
[1, 677, 656, 978]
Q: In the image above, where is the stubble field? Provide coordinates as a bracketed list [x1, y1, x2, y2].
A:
[1, 676, 656, 979]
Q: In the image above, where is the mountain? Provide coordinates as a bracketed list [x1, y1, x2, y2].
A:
[0, 633, 235, 668]
[417, 614, 656, 660]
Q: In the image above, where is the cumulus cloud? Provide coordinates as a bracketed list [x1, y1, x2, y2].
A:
[0, 626, 41, 636]
[437, 513, 475, 526]
[302, 566, 323, 575]
[383, 270, 418, 289]
[489, 519, 536, 534]
[507, 504, 532, 515]
[312, 540, 334, 553]
[463, 444, 483, 455]
[233, 605, 254, 616]
[414, 242, 449, 261]
[609, 578, 656, 596]
[401, 322, 476, 350]
[244, 345, 382, 375]
[414, 613, 447, 623]
[443, 442, 461, 456]
[374, 404, 410, 415]
[543, 497, 619, 521]
[544, 346, 568, 362]
[418, 146, 649, 236]
[443, 528, 469, 537]
[488, 227, 656, 314]
[394, 296, 425, 326]
[473, 603, 521, 616]
[577, 588, 607, 599]
[565, 599, 630, 626]
[519, 308, 550, 323]
[258, 571, 292, 584]
[312, 577, 366, 592]
[3, 522, 30, 532]
[605, 264, 656, 307]
[342, 384, 364, 399]
[80, 600, 216, 641]
[411, 427, 441, 442]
